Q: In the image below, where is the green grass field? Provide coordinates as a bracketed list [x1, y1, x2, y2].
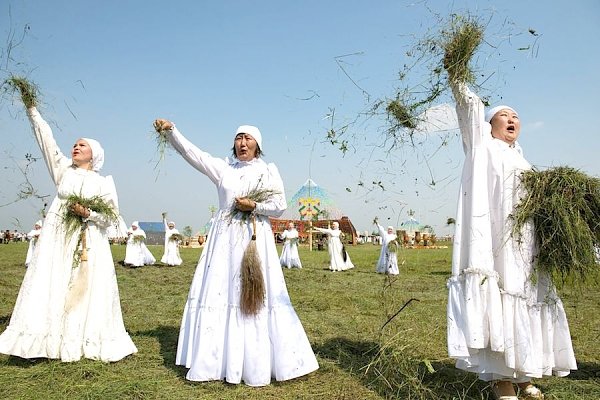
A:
[0, 243, 598, 399]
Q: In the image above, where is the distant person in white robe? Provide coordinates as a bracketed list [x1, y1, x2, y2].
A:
[374, 219, 399, 275]
[313, 222, 354, 271]
[446, 81, 576, 400]
[25, 220, 43, 268]
[160, 213, 182, 266]
[124, 221, 155, 267]
[279, 222, 302, 268]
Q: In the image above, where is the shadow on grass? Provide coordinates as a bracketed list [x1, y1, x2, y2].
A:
[314, 337, 493, 400]
[136, 325, 187, 378]
[566, 360, 600, 379]
[0, 314, 11, 325]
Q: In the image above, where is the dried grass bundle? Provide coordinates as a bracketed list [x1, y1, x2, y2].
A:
[442, 15, 484, 84]
[240, 216, 265, 316]
[387, 240, 400, 253]
[512, 166, 600, 287]
[3, 76, 39, 108]
[169, 233, 184, 242]
[152, 120, 174, 167]
[227, 186, 280, 223]
[62, 194, 118, 239]
[132, 235, 146, 244]
[386, 98, 418, 130]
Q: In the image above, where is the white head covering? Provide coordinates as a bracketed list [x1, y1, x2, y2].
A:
[235, 125, 262, 150]
[35, 220, 43, 228]
[485, 105, 518, 123]
[81, 137, 105, 171]
[168, 221, 175, 227]
[131, 221, 139, 228]
[387, 226, 394, 231]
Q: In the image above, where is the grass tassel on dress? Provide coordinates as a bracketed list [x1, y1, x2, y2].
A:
[65, 226, 89, 313]
[240, 216, 265, 316]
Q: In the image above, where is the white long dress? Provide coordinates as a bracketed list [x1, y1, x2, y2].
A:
[279, 228, 302, 268]
[446, 83, 576, 382]
[166, 126, 318, 386]
[313, 227, 354, 271]
[124, 229, 155, 267]
[161, 219, 182, 266]
[0, 108, 137, 362]
[25, 227, 42, 267]
[375, 223, 399, 275]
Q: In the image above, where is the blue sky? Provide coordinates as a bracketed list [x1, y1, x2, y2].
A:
[1, 0, 599, 236]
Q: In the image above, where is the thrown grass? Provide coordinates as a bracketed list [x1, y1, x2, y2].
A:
[442, 15, 485, 84]
[512, 166, 600, 289]
[3, 76, 39, 108]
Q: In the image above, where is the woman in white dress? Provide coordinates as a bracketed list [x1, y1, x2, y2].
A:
[446, 81, 576, 399]
[124, 222, 155, 267]
[160, 214, 182, 266]
[313, 222, 354, 272]
[0, 105, 137, 362]
[152, 119, 318, 386]
[279, 222, 302, 268]
[25, 220, 43, 268]
[374, 219, 399, 275]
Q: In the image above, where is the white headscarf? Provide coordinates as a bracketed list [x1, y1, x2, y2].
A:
[35, 220, 43, 228]
[236, 125, 262, 150]
[485, 105, 517, 123]
[81, 137, 105, 171]
[131, 221, 139, 228]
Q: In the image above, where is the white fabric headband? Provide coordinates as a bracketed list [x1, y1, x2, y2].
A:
[236, 125, 262, 150]
[81, 137, 105, 171]
[485, 105, 517, 123]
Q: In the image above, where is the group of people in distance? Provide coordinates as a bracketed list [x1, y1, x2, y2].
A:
[0, 80, 576, 399]
[122, 214, 182, 268]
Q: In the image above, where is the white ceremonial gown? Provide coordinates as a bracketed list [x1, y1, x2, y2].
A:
[446, 83, 576, 381]
[313, 227, 354, 271]
[161, 219, 182, 266]
[279, 228, 302, 268]
[167, 127, 318, 386]
[375, 223, 399, 275]
[124, 229, 155, 267]
[0, 108, 137, 362]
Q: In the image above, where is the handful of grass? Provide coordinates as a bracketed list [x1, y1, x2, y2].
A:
[387, 240, 400, 253]
[169, 233, 184, 242]
[3, 76, 39, 108]
[227, 186, 280, 223]
[132, 235, 146, 244]
[442, 15, 484, 84]
[290, 237, 299, 246]
[152, 120, 173, 167]
[62, 194, 118, 238]
[512, 166, 600, 288]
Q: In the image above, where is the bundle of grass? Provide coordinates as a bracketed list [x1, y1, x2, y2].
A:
[512, 166, 600, 288]
[62, 194, 118, 239]
[387, 239, 400, 253]
[169, 233, 184, 243]
[386, 98, 418, 130]
[132, 235, 146, 244]
[240, 216, 265, 316]
[152, 119, 174, 167]
[441, 15, 484, 84]
[3, 76, 39, 108]
[227, 186, 280, 223]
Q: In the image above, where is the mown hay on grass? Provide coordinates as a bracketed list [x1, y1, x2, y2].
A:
[512, 166, 600, 288]
[4, 76, 39, 108]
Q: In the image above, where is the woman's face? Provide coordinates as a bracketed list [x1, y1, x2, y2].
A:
[288, 222, 295, 230]
[71, 139, 93, 169]
[168, 223, 175, 229]
[332, 222, 339, 230]
[132, 225, 138, 231]
[490, 109, 521, 145]
[234, 133, 258, 161]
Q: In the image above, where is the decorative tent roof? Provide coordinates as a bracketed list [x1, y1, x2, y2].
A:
[281, 178, 343, 221]
[399, 216, 422, 234]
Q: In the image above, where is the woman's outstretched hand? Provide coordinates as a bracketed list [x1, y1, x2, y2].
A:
[154, 119, 174, 132]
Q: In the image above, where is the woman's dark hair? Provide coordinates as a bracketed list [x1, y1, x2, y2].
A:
[231, 145, 263, 159]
